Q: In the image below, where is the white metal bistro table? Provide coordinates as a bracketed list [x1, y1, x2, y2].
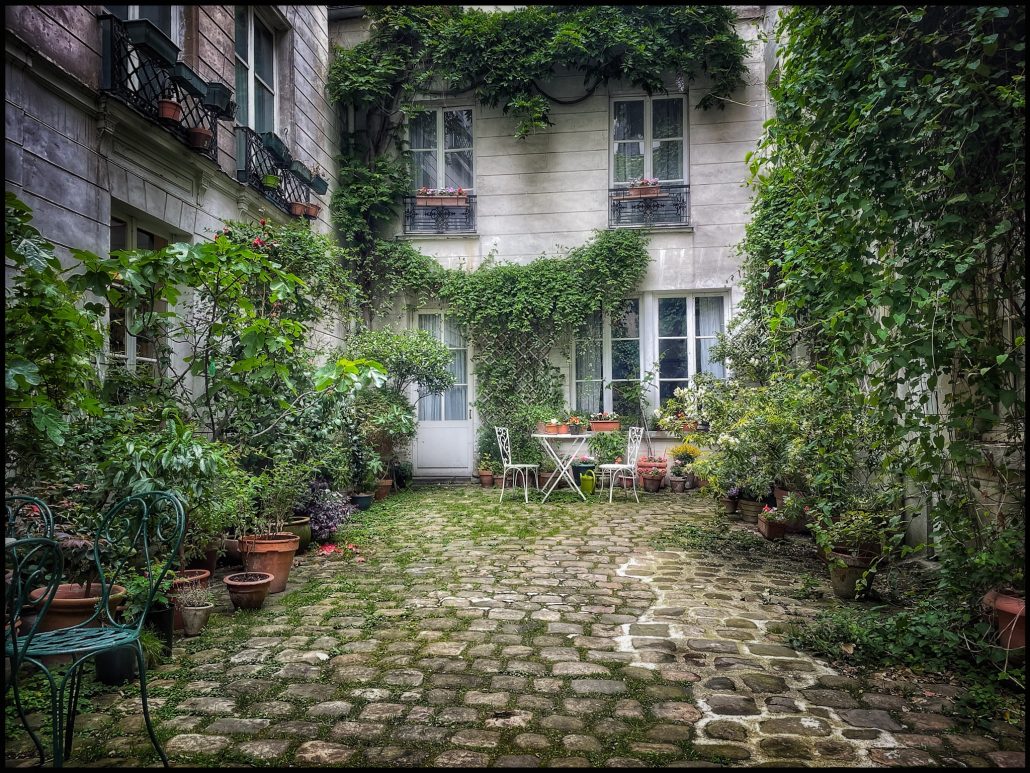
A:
[531, 432, 590, 503]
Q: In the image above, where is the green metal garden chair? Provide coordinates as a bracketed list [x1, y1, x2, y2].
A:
[4, 491, 185, 768]
[6, 495, 55, 540]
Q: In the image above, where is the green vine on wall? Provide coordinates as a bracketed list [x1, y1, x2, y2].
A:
[727, 6, 1025, 605]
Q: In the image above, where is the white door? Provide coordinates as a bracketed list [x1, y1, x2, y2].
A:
[413, 313, 473, 476]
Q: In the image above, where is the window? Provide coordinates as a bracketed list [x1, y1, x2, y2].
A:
[657, 295, 725, 402]
[235, 6, 276, 134]
[108, 217, 167, 374]
[106, 5, 175, 39]
[612, 96, 686, 184]
[573, 300, 642, 415]
[417, 314, 469, 422]
[409, 108, 474, 191]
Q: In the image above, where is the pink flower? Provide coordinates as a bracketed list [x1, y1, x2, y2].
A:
[346, 543, 357, 551]
[762, 505, 771, 512]
[252, 238, 264, 247]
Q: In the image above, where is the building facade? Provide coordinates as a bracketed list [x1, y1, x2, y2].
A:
[330, 7, 773, 478]
[5, 4, 339, 369]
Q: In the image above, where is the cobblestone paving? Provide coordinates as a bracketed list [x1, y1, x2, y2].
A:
[5, 486, 1025, 767]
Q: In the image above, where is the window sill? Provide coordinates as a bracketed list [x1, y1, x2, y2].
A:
[394, 233, 480, 241]
[608, 225, 695, 233]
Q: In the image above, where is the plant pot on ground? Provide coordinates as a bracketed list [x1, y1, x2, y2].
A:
[827, 552, 878, 599]
[758, 509, 788, 541]
[283, 516, 313, 553]
[167, 569, 211, 631]
[241, 533, 300, 594]
[174, 580, 216, 637]
[30, 583, 128, 633]
[641, 473, 663, 493]
[669, 476, 686, 493]
[223, 572, 273, 610]
[736, 498, 764, 523]
[374, 477, 393, 501]
[352, 493, 374, 511]
[94, 645, 137, 686]
[982, 590, 1026, 650]
[478, 470, 495, 488]
[570, 458, 596, 486]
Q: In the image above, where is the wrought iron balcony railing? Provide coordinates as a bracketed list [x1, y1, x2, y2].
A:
[235, 126, 311, 215]
[403, 194, 477, 235]
[99, 14, 233, 165]
[608, 184, 691, 229]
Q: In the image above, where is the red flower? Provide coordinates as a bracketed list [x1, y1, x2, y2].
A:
[260, 219, 266, 226]
[762, 505, 771, 512]
[252, 238, 264, 247]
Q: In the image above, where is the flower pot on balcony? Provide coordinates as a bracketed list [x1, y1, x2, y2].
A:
[416, 194, 467, 207]
[262, 174, 281, 190]
[187, 125, 213, 150]
[223, 572, 272, 611]
[262, 132, 289, 163]
[203, 81, 235, 119]
[290, 160, 313, 184]
[310, 174, 329, 195]
[305, 202, 321, 219]
[157, 98, 182, 123]
[628, 185, 661, 198]
[288, 201, 307, 217]
[589, 421, 621, 432]
[240, 533, 300, 594]
[123, 18, 180, 67]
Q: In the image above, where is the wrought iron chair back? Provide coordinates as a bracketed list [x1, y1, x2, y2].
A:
[495, 426, 514, 467]
[5, 537, 64, 667]
[625, 427, 645, 467]
[89, 491, 186, 632]
[5, 496, 55, 540]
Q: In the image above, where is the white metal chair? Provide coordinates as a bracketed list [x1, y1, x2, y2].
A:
[495, 427, 539, 504]
[597, 426, 644, 503]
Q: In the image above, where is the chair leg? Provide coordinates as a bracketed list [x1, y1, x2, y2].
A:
[134, 639, 169, 767]
[523, 469, 529, 504]
[499, 468, 507, 503]
[609, 471, 615, 503]
[631, 472, 639, 504]
[9, 660, 48, 765]
[64, 659, 86, 761]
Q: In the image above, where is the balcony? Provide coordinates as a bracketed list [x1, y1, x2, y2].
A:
[402, 194, 477, 235]
[609, 184, 691, 229]
[235, 126, 313, 216]
[99, 15, 234, 165]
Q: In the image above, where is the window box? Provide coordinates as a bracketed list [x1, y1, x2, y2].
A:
[416, 194, 468, 207]
[290, 160, 313, 184]
[171, 62, 207, 98]
[262, 132, 289, 164]
[626, 185, 661, 198]
[310, 175, 329, 195]
[123, 18, 180, 67]
[203, 82, 235, 119]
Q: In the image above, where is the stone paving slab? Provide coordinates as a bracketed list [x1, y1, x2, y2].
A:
[4, 487, 1024, 768]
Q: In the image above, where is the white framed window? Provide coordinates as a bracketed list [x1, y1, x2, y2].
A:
[573, 299, 642, 415]
[656, 294, 726, 403]
[417, 313, 469, 422]
[611, 96, 687, 185]
[409, 108, 474, 191]
[108, 216, 169, 375]
[106, 5, 180, 44]
[235, 6, 276, 134]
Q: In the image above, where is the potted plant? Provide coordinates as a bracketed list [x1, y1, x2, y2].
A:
[545, 418, 561, 435]
[587, 429, 627, 465]
[641, 466, 665, 493]
[569, 454, 596, 486]
[589, 411, 621, 432]
[567, 414, 587, 435]
[669, 464, 687, 493]
[478, 454, 496, 488]
[223, 571, 273, 610]
[779, 492, 811, 535]
[187, 125, 214, 150]
[636, 455, 668, 487]
[310, 168, 329, 196]
[288, 200, 307, 217]
[202, 81, 235, 119]
[157, 91, 182, 124]
[982, 587, 1026, 650]
[722, 485, 742, 515]
[626, 177, 661, 198]
[240, 456, 309, 594]
[290, 159, 314, 184]
[537, 456, 558, 488]
[758, 505, 789, 541]
[174, 580, 215, 637]
[812, 509, 901, 599]
[305, 202, 321, 219]
[415, 186, 467, 206]
[262, 131, 289, 163]
[120, 569, 174, 658]
[372, 457, 392, 501]
[262, 173, 281, 190]
[352, 454, 383, 510]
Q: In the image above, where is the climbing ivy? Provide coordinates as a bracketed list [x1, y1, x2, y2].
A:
[727, 7, 1025, 607]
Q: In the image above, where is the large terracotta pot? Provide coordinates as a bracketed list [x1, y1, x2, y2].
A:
[30, 583, 127, 632]
[478, 471, 495, 488]
[224, 572, 273, 611]
[168, 569, 211, 631]
[240, 533, 300, 594]
[737, 499, 764, 523]
[636, 459, 667, 487]
[642, 475, 663, 493]
[983, 590, 1026, 650]
[374, 478, 393, 501]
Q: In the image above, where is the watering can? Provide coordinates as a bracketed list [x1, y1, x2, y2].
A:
[580, 470, 596, 495]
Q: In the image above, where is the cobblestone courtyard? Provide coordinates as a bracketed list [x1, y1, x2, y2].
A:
[5, 486, 1025, 768]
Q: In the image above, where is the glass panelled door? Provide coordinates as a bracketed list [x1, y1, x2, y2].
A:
[414, 313, 473, 476]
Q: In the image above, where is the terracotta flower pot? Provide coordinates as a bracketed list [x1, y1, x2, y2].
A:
[589, 421, 621, 432]
[288, 201, 307, 217]
[240, 533, 300, 594]
[983, 590, 1026, 650]
[544, 424, 559, 435]
[180, 603, 214, 636]
[157, 98, 182, 123]
[305, 202, 321, 219]
[478, 471, 494, 488]
[636, 459, 667, 488]
[627, 185, 661, 198]
[223, 572, 273, 610]
[375, 478, 393, 501]
[30, 582, 127, 632]
[416, 195, 467, 207]
[642, 475, 662, 493]
[187, 125, 213, 150]
[669, 477, 686, 493]
[737, 499, 764, 523]
[758, 515, 788, 541]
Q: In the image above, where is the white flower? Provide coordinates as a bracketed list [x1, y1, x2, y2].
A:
[653, 408, 662, 417]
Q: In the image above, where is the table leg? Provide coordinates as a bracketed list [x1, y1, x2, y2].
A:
[556, 436, 588, 501]
[539, 436, 588, 503]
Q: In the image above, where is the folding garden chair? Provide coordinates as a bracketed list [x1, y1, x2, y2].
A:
[495, 426, 540, 504]
[597, 426, 644, 503]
